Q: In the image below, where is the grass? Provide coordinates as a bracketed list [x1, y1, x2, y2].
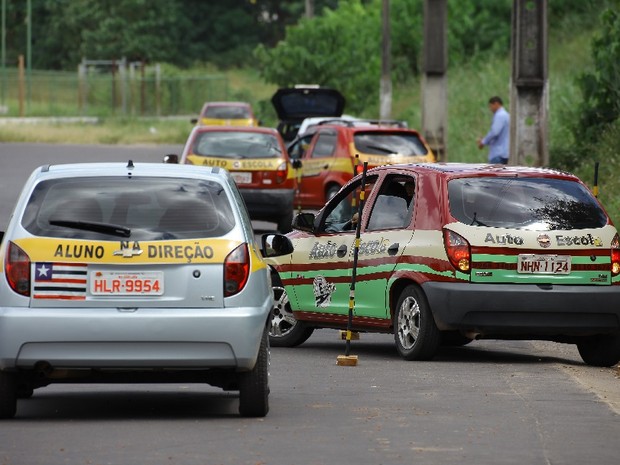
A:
[0, 118, 191, 145]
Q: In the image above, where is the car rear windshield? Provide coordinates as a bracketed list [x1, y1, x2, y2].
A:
[448, 177, 608, 230]
[353, 132, 428, 156]
[203, 106, 250, 119]
[22, 177, 236, 240]
[192, 131, 282, 159]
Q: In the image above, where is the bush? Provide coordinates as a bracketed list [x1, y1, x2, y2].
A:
[577, 3, 620, 143]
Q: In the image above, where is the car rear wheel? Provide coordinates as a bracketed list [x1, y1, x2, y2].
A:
[269, 286, 314, 347]
[16, 383, 34, 399]
[326, 184, 341, 201]
[238, 327, 270, 417]
[393, 285, 440, 361]
[577, 334, 620, 367]
[0, 371, 17, 419]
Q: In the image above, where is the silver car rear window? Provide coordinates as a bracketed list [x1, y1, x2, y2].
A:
[22, 177, 235, 240]
[448, 177, 607, 230]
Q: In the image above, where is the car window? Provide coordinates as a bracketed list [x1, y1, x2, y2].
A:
[353, 132, 428, 156]
[367, 175, 415, 230]
[22, 177, 236, 240]
[321, 175, 378, 233]
[204, 106, 250, 119]
[312, 132, 337, 158]
[193, 131, 282, 159]
[448, 177, 608, 230]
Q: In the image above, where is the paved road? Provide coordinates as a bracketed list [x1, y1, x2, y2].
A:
[1, 332, 619, 465]
[0, 143, 619, 465]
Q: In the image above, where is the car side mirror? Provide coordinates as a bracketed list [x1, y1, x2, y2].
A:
[292, 212, 315, 233]
[190, 118, 198, 124]
[163, 154, 179, 164]
[261, 234, 294, 258]
[291, 159, 302, 169]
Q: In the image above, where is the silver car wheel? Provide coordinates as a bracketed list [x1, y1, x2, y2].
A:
[270, 286, 298, 338]
[397, 296, 420, 350]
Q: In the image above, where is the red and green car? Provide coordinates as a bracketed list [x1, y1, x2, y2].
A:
[262, 163, 620, 366]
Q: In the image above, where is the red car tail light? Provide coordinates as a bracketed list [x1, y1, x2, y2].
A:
[224, 243, 250, 297]
[612, 233, 620, 276]
[275, 161, 288, 184]
[443, 229, 471, 273]
[5, 241, 31, 296]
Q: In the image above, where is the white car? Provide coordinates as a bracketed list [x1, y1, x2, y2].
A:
[295, 115, 361, 138]
[0, 161, 273, 418]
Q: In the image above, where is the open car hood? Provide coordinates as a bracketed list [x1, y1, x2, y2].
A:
[271, 87, 346, 122]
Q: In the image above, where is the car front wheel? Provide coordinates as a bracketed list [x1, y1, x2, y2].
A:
[269, 286, 314, 347]
[0, 371, 17, 419]
[239, 327, 270, 417]
[577, 333, 620, 367]
[393, 285, 440, 361]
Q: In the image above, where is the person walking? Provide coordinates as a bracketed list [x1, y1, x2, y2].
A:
[477, 96, 510, 164]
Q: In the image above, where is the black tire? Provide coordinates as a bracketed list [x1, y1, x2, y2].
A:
[441, 331, 474, 347]
[0, 371, 17, 419]
[16, 384, 34, 399]
[269, 286, 314, 347]
[326, 184, 341, 201]
[239, 327, 270, 417]
[393, 285, 440, 361]
[277, 210, 294, 233]
[577, 334, 620, 367]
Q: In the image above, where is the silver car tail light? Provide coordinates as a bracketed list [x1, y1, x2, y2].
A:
[224, 243, 249, 297]
[5, 241, 31, 296]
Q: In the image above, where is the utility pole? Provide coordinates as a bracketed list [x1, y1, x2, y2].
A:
[1, 0, 6, 107]
[379, 0, 391, 120]
[510, 0, 548, 166]
[305, 0, 314, 19]
[26, 0, 31, 111]
[421, 0, 448, 161]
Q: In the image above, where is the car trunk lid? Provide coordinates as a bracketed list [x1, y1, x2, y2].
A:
[15, 237, 242, 308]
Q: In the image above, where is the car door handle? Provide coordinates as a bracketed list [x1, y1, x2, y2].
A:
[337, 244, 348, 258]
[387, 243, 399, 256]
[323, 164, 329, 169]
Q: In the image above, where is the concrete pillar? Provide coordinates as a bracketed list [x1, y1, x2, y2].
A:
[510, 0, 548, 166]
[379, 0, 392, 120]
[422, 0, 448, 161]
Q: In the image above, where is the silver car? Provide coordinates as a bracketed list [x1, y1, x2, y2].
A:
[0, 161, 272, 418]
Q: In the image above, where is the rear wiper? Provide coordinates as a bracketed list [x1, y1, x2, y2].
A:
[470, 212, 488, 227]
[49, 219, 131, 238]
[364, 144, 397, 155]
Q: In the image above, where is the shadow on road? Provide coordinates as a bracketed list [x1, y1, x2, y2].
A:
[14, 388, 241, 421]
[285, 333, 582, 367]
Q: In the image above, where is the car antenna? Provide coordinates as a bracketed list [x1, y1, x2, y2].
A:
[127, 160, 134, 169]
[593, 161, 599, 198]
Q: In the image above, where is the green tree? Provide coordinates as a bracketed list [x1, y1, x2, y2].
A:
[254, 0, 383, 113]
[578, 3, 620, 142]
